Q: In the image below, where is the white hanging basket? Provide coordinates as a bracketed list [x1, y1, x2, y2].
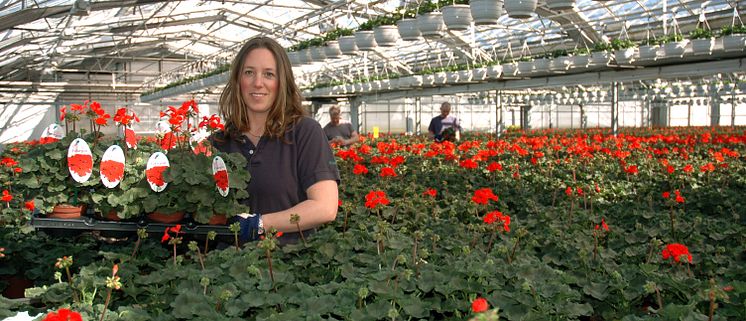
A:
[550, 56, 572, 71]
[434, 71, 448, 84]
[374, 25, 400, 47]
[614, 48, 637, 64]
[504, 0, 537, 19]
[310, 46, 326, 62]
[690, 38, 714, 55]
[355, 30, 377, 51]
[533, 58, 550, 73]
[442, 4, 473, 31]
[722, 35, 746, 52]
[502, 62, 518, 76]
[324, 41, 343, 59]
[546, 0, 575, 11]
[446, 71, 460, 84]
[571, 54, 589, 69]
[517, 61, 534, 74]
[397, 18, 421, 41]
[587, 51, 611, 67]
[458, 69, 474, 83]
[638, 45, 659, 61]
[470, 0, 503, 25]
[417, 12, 446, 37]
[486, 65, 503, 79]
[297, 48, 312, 64]
[423, 74, 437, 86]
[472, 67, 489, 81]
[662, 40, 689, 58]
[287, 51, 301, 66]
[338, 36, 359, 55]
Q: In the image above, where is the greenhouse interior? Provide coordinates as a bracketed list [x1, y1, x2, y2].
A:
[1, 0, 745, 320]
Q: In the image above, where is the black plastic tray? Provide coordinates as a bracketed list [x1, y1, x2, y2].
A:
[30, 215, 234, 236]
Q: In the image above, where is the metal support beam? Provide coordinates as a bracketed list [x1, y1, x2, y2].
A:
[495, 91, 502, 138]
[414, 97, 421, 136]
[349, 97, 360, 133]
[611, 82, 619, 136]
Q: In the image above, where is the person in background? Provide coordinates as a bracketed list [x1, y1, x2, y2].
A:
[428, 102, 462, 142]
[323, 105, 359, 147]
[210, 36, 340, 243]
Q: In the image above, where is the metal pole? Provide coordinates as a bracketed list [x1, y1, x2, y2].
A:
[414, 97, 422, 135]
[611, 82, 619, 136]
[495, 90, 503, 137]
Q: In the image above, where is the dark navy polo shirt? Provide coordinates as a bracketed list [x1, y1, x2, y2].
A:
[211, 117, 340, 216]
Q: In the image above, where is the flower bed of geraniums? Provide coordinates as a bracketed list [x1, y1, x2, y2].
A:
[1, 126, 745, 320]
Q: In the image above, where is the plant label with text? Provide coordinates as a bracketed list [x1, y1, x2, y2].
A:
[212, 156, 229, 197]
[145, 152, 170, 192]
[67, 138, 93, 183]
[100, 145, 125, 188]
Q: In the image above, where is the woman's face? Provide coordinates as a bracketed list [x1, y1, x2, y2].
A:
[240, 48, 279, 115]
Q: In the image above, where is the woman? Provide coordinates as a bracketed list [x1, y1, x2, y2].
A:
[211, 36, 340, 242]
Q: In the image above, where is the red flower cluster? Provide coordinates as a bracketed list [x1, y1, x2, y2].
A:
[422, 188, 437, 198]
[353, 164, 368, 175]
[1, 190, 12, 203]
[365, 190, 390, 209]
[471, 297, 489, 313]
[662, 190, 685, 203]
[214, 170, 229, 190]
[25, 200, 35, 212]
[145, 166, 169, 187]
[661, 243, 692, 263]
[379, 167, 397, 177]
[42, 308, 82, 321]
[483, 211, 511, 232]
[471, 188, 498, 205]
[161, 224, 182, 243]
[100, 160, 125, 182]
[486, 161, 503, 172]
[198, 114, 224, 131]
[113, 107, 140, 127]
[90, 101, 111, 126]
[624, 165, 638, 175]
[594, 218, 609, 231]
[67, 154, 93, 177]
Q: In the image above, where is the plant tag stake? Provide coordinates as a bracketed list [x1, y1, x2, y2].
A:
[41, 124, 65, 142]
[67, 138, 93, 183]
[100, 145, 125, 188]
[212, 156, 229, 197]
[145, 152, 170, 192]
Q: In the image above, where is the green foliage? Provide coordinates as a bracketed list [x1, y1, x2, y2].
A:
[720, 25, 746, 36]
[610, 38, 636, 50]
[688, 27, 713, 40]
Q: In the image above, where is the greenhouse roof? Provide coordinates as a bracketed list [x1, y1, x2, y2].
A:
[0, 0, 743, 103]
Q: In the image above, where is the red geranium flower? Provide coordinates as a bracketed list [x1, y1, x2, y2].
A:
[471, 297, 489, 313]
[471, 188, 498, 205]
[1, 190, 12, 203]
[353, 164, 368, 175]
[661, 243, 692, 263]
[364, 190, 389, 209]
[25, 200, 35, 212]
[422, 188, 437, 198]
[67, 154, 93, 177]
[161, 224, 182, 243]
[379, 167, 397, 177]
[486, 161, 503, 172]
[42, 308, 82, 321]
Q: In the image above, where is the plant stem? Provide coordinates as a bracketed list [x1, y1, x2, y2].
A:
[343, 210, 349, 233]
[508, 235, 522, 264]
[296, 222, 307, 247]
[65, 267, 80, 303]
[196, 249, 205, 271]
[131, 238, 141, 259]
[485, 229, 496, 254]
[708, 279, 716, 321]
[204, 237, 210, 255]
[234, 232, 239, 252]
[592, 232, 598, 261]
[655, 286, 663, 309]
[173, 243, 177, 266]
[265, 249, 275, 285]
[99, 288, 112, 321]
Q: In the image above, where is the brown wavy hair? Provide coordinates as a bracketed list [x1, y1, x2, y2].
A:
[219, 36, 306, 141]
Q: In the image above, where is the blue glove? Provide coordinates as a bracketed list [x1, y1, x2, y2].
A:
[230, 213, 262, 242]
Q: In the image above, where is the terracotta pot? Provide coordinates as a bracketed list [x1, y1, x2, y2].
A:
[208, 214, 227, 225]
[97, 210, 121, 221]
[147, 211, 185, 224]
[48, 204, 86, 219]
[1, 274, 34, 299]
